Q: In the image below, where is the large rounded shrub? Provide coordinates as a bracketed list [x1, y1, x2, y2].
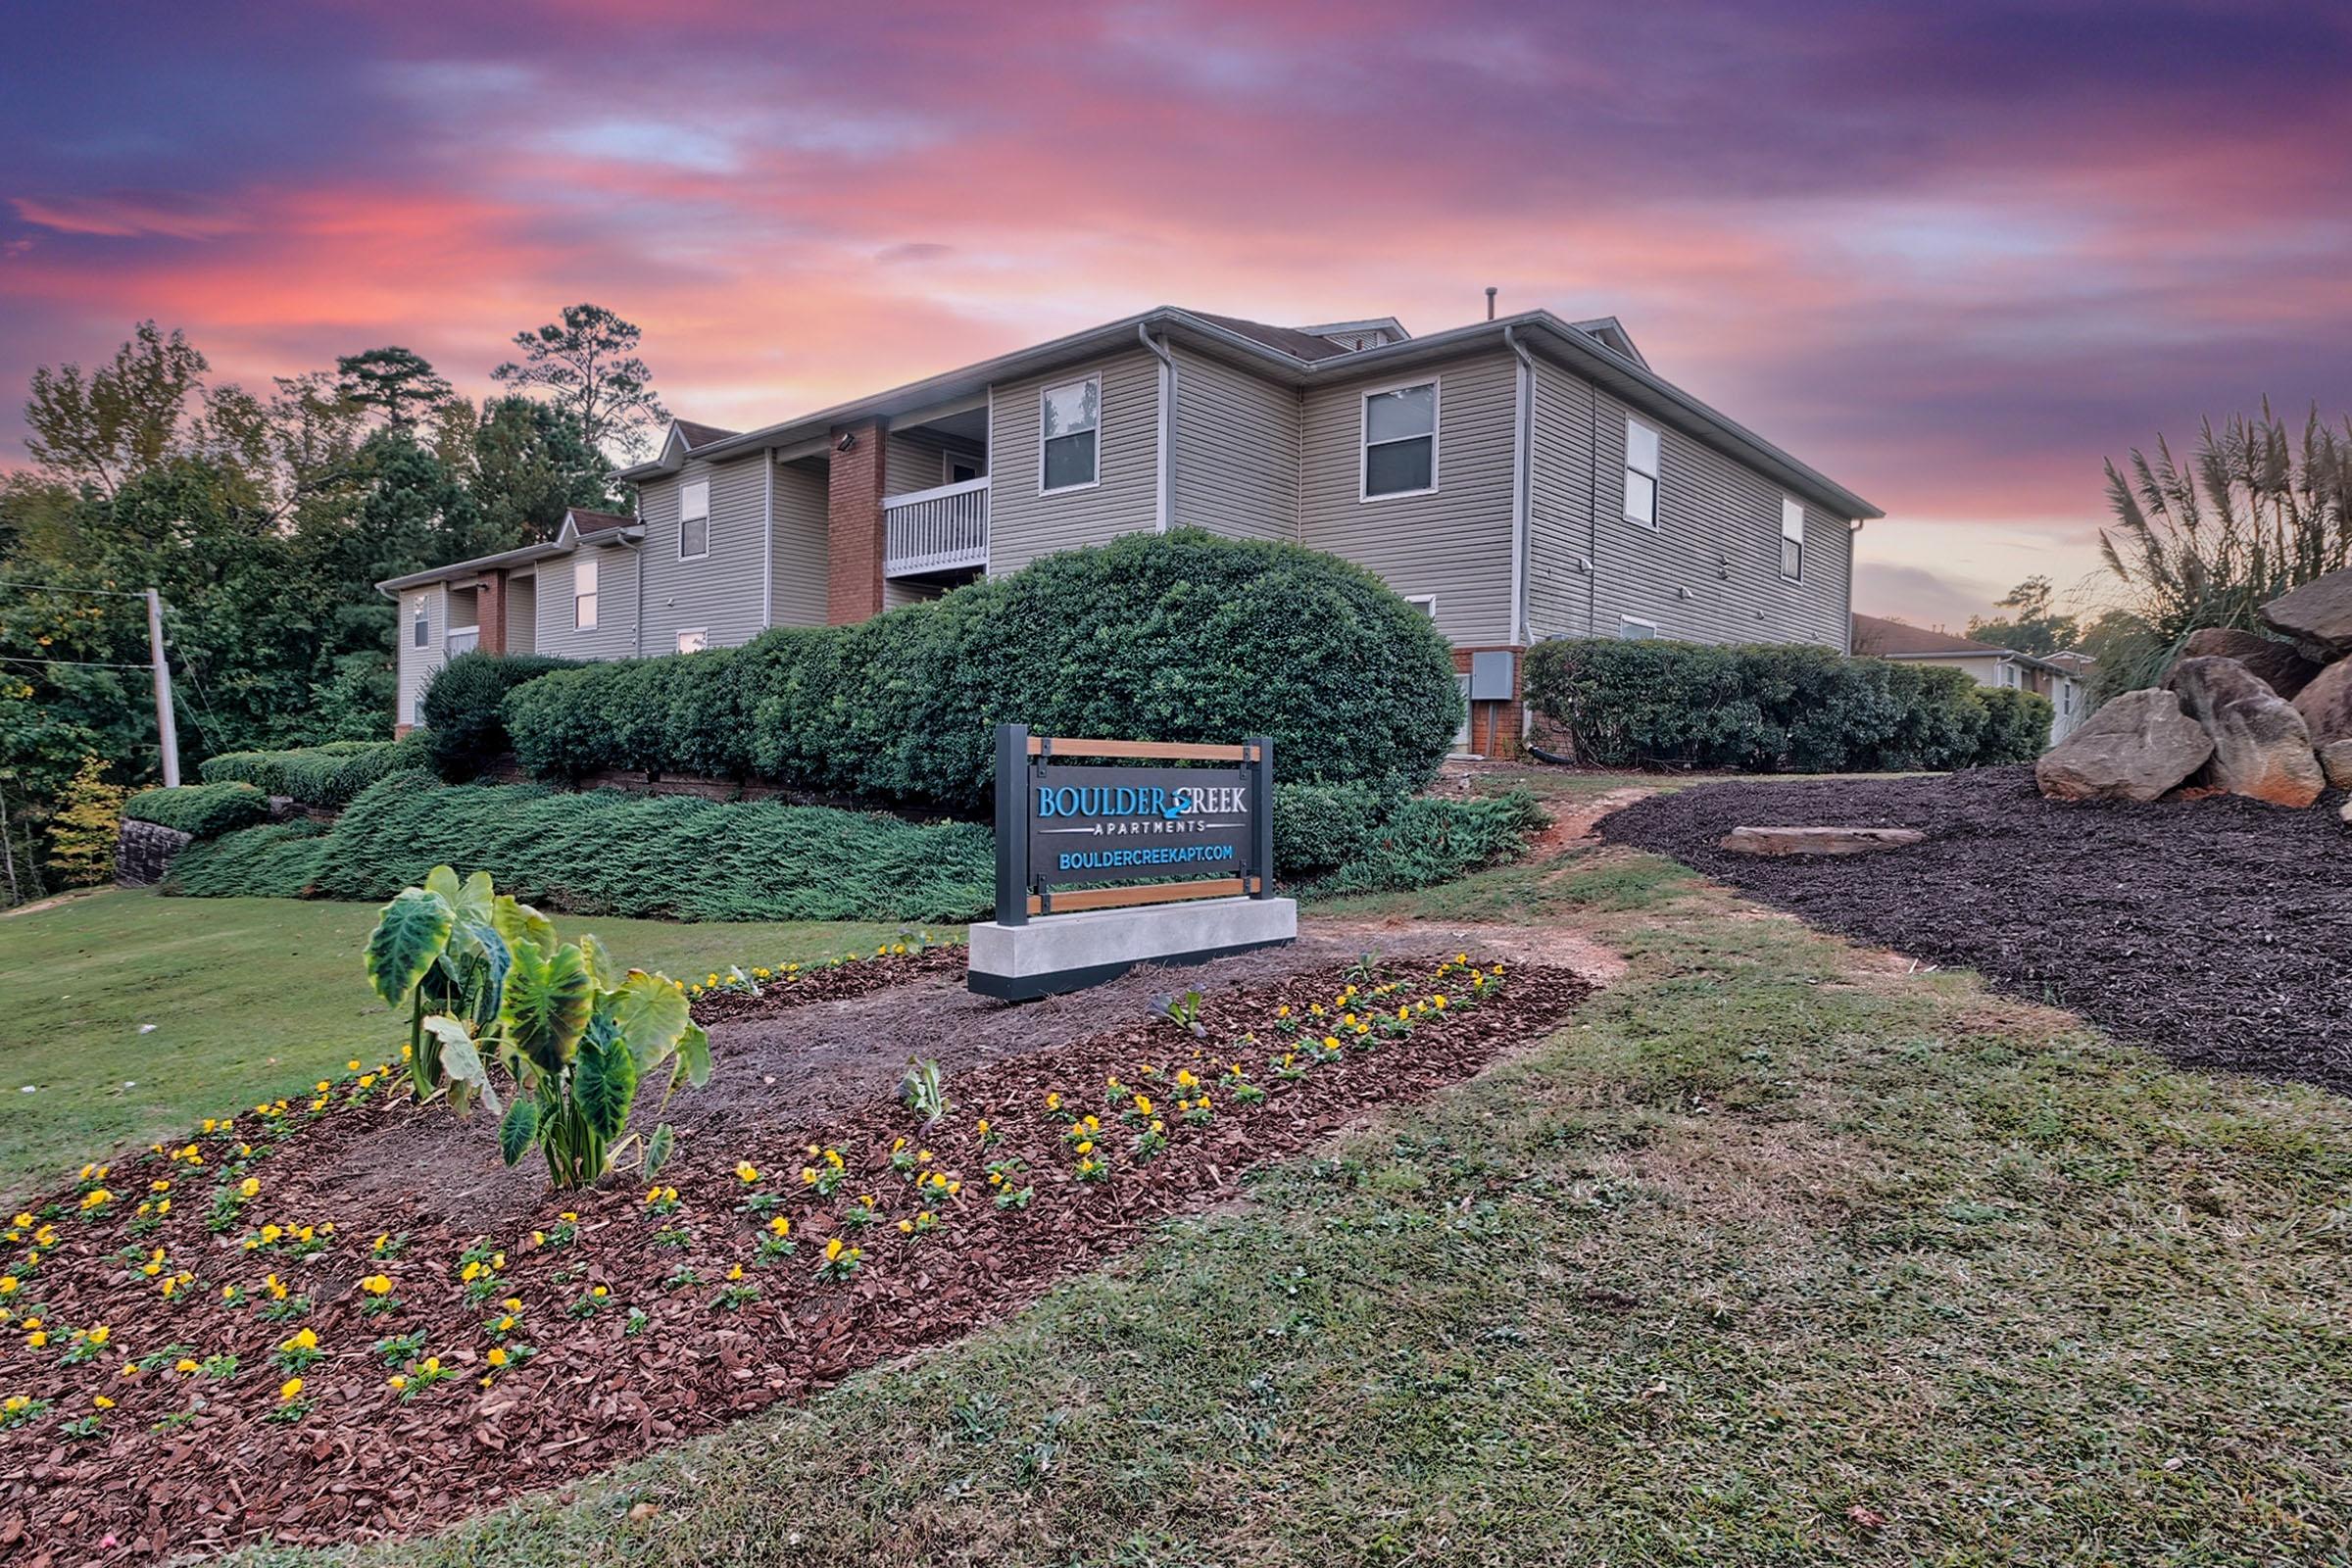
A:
[508, 529, 1464, 811]
[420, 652, 580, 780]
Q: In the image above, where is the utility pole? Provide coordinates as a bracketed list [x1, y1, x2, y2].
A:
[145, 588, 180, 787]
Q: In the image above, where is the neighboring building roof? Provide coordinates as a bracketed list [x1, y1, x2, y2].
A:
[1851, 612, 2085, 676]
[563, 506, 635, 534]
[614, 304, 1884, 522]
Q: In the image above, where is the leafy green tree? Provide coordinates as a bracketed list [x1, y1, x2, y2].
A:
[24, 321, 208, 497]
[465, 396, 613, 543]
[492, 304, 668, 461]
[335, 346, 454, 431]
[1967, 577, 2080, 658]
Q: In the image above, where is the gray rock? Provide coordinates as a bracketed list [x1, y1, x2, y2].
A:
[2168, 627, 2322, 700]
[2319, 739, 2352, 790]
[2171, 656, 2325, 807]
[2034, 688, 2215, 802]
[1718, 826, 1926, 857]
[2261, 567, 2352, 660]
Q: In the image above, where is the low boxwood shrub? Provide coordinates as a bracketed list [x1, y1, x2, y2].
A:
[420, 652, 581, 780]
[270, 776, 995, 922]
[121, 781, 270, 839]
[1526, 638, 1995, 771]
[1297, 792, 1545, 896]
[504, 530, 1464, 811]
[1975, 686, 2053, 764]
[199, 733, 431, 808]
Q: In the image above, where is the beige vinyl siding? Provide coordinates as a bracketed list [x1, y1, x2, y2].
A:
[1171, 347, 1298, 542]
[637, 456, 769, 653]
[506, 576, 536, 654]
[1299, 349, 1518, 647]
[770, 459, 830, 628]
[985, 349, 1159, 575]
[535, 544, 640, 662]
[885, 426, 985, 495]
[394, 584, 447, 727]
[1529, 358, 1852, 650]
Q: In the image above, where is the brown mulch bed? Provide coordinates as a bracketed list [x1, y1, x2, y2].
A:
[0, 955, 1590, 1563]
[1600, 765, 2352, 1096]
[683, 944, 967, 1026]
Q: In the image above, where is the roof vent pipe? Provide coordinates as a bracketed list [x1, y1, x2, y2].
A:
[1485, 286, 1497, 321]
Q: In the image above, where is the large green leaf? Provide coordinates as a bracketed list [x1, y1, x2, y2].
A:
[500, 938, 594, 1078]
[644, 1122, 677, 1177]
[423, 1016, 501, 1119]
[669, 1020, 712, 1092]
[491, 894, 556, 956]
[608, 970, 692, 1071]
[578, 934, 619, 993]
[364, 889, 454, 1008]
[498, 1097, 540, 1166]
[572, 1033, 640, 1143]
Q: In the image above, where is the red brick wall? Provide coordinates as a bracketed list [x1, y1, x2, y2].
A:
[477, 569, 508, 656]
[827, 421, 888, 624]
[1451, 644, 1527, 759]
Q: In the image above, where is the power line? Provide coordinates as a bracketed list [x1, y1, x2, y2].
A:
[0, 654, 153, 671]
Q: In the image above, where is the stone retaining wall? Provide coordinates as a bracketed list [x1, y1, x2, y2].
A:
[115, 819, 192, 887]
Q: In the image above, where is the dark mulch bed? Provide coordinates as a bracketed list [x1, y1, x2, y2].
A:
[1601, 765, 2352, 1096]
[683, 944, 967, 1026]
[0, 954, 1589, 1563]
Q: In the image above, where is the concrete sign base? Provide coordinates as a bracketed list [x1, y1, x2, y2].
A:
[968, 896, 1298, 1001]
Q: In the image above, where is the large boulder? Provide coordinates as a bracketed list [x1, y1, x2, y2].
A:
[2293, 658, 2352, 749]
[2034, 687, 2214, 802]
[2261, 567, 2352, 661]
[2167, 627, 2322, 700]
[2170, 656, 2325, 807]
[2320, 739, 2352, 790]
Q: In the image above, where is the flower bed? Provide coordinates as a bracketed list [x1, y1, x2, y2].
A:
[682, 936, 962, 1024]
[0, 954, 1589, 1561]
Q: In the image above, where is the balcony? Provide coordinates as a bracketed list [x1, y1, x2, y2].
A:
[883, 476, 987, 578]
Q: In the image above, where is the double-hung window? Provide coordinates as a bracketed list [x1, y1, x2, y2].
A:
[410, 598, 429, 649]
[1623, 417, 1660, 528]
[1362, 380, 1438, 498]
[1780, 496, 1805, 580]
[575, 556, 599, 631]
[679, 478, 710, 560]
[1040, 376, 1101, 492]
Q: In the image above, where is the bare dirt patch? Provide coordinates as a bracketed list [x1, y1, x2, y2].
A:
[1602, 765, 2352, 1095]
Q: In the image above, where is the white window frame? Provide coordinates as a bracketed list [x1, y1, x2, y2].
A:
[1623, 416, 1661, 529]
[1037, 375, 1102, 496]
[1616, 615, 1659, 640]
[678, 477, 711, 562]
[574, 555, 599, 632]
[942, 450, 985, 486]
[675, 627, 708, 655]
[1359, 377, 1441, 502]
[1779, 496, 1805, 582]
[1402, 593, 1438, 618]
[410, 597, 429, 649]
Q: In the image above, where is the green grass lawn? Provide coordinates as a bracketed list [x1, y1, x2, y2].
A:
[0, 887, 946, 1197]
[228, 843, 2350, 1568]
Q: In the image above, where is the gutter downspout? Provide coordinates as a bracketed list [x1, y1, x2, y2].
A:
[630, 537, 646, 659]
[1140, 323, 1175, 532]
[1503, 325, 1534, 649]
[1843, 515, 1864, 654]
[761, 451, 775, 630]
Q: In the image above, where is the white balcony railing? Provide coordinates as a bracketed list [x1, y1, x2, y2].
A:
[445, 625, 480, 657]
[883, 476, 988, 577]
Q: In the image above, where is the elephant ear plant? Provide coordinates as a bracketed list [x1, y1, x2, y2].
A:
[363, 866, 713, 1189]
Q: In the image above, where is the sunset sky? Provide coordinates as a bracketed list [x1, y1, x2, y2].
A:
[4, 0, 2347, 628]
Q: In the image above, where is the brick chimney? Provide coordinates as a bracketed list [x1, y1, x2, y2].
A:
[826, 421, 888, 624]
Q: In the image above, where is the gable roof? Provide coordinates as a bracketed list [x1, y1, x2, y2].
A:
[673, 419, 738, 450]
[1851, 612, 2010, 659]
[612, 304, 1882, 521]
[373, 512, 644, 596]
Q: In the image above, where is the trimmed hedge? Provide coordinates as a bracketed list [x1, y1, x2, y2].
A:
[121, 781, 270, 839]
[198, 732, 430, 808]
[1524, 638, 2041, 771]
[173, 775, 994, 922]
[421, 652, 582, 780]
[505, 530, 1465, 811]
[1975, 686, 2054, 765]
